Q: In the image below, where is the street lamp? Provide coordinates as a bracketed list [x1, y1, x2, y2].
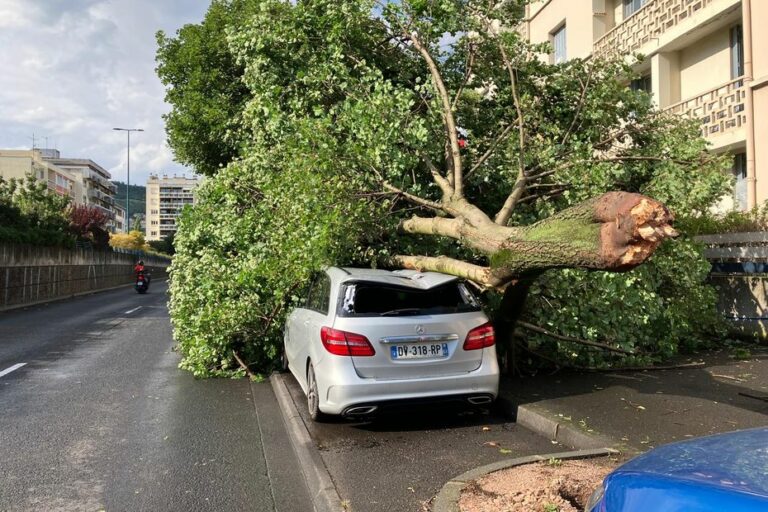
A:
[113, 127, 144, 232]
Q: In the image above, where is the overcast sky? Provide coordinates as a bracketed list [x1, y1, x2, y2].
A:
[0, 0, 211, 185]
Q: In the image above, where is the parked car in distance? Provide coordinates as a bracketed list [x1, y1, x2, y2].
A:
[586, 427, 768, 511]
[283, 267, 499, 421]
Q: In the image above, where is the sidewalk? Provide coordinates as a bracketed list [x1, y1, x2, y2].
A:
[500, 347, 768, 453]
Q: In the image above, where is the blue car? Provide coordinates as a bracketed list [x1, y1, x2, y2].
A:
[586, 427, 768, 511]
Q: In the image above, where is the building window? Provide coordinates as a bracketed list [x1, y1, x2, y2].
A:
[630, 74, 652, 93]
[552, 24, 566, 64]
[151, 231, 158, 236]
[730, 25, 744, 79]
[733, 153, 747, 211]
[623, 0, 647, 19]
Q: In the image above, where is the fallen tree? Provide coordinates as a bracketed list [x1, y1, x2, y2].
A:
[161, 0, 730, 376]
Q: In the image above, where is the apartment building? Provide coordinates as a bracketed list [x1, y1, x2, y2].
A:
[0, 149, 80, 201]
[45, 151, 118, 219]
[145, 174, 200, 241]
[521, 0, 767, 210]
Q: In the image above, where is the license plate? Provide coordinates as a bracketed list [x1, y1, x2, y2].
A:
[137, 281, 143, 286]
[391, 343, 449, 360]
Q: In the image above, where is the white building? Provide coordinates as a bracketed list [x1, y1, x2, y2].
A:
[145, 174, 200, 241]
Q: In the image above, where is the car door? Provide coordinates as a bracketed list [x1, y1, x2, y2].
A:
[285, 279, 313, 387]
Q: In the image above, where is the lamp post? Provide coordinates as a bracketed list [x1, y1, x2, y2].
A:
[113, 127, 143, 232]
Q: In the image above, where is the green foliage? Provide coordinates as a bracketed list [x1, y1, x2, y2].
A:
[169, 154, 379, 377]
[163, 0, 732, 376]
[680, 201, 768, 236]
[156, 0, 258, 176]
[0, 176, 74, 247]
[148, 232, 176, 256]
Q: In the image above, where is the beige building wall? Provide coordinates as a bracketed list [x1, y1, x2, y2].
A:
[749, 0, 768, 205]
[0, 149, 79, 202]
[678, 29, 731, 100]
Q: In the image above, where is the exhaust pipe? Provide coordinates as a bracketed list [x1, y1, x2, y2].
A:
[343, 405, 378, 417]
[467, 396, 493, 405]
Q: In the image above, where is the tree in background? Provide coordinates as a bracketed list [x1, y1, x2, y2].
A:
[109, 230, 150, 251]
[68, 205, 110, 249]
[156, 0, 258, 176]
[148, 232, 176, 256]
[162, 0, 731, 377]
[0, 176, 74, 247]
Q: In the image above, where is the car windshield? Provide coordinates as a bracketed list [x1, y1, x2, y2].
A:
[339, 281, 481, 317]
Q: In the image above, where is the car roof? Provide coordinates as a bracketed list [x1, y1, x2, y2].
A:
[326, 267, 459, 290]
[610, 427, 768, 496]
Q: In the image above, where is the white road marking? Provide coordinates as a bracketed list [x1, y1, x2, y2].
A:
[0, 363, 27, 378]
[125, 306, 143, 315]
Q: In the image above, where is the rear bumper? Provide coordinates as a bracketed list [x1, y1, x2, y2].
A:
[315, 350, 499, 415]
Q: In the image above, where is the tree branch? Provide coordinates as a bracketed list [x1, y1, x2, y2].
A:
[466, 123, 514, 179]
[408, 32, 464, 197]
[494, 42, 527, 226]
[381, 182, 444, 211]
[398, 216, 462, 239]
[388, 255, 509, 288]
[422, 153, 453, 197]
[517, 321, 635, 355]
[451, 42, 476, 111]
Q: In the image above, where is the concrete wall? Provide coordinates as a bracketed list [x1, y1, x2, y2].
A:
[0, 244, 169, 311]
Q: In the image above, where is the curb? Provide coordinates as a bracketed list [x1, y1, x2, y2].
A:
[271, 373, 344, 512]
[497, 396, 617, 450]
[432, 448, 617, 512]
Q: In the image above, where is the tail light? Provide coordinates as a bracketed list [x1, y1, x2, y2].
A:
[463, 322, 495, 350]
[320, 327, 375, 357]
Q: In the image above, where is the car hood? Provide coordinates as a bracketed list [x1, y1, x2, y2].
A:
[599, 428, 768, 511]
[612, 427, 768, 496]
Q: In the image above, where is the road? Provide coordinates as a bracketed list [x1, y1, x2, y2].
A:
[284, 374, 560, 512]
[0, 281, 312, 512]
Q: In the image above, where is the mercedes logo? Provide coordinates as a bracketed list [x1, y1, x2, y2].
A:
[415, 324, 425, 335]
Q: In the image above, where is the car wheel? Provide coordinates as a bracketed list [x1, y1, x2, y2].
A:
[307, 362, 326, 422]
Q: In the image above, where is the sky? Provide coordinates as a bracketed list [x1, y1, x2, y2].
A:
[0, 0, 211, 186]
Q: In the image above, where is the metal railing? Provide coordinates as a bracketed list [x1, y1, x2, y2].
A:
[594, 0, 716, 57]
[664, 76, 747, 138]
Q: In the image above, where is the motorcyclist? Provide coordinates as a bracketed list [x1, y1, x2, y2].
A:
[134, 260, 151, 288]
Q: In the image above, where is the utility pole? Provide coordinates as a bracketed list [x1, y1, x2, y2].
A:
[113, 128, 144, 232]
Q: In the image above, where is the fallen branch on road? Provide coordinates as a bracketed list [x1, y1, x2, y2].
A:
[517, 321, 635, 355]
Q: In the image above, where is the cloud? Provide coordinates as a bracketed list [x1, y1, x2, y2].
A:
[0, 0, 210, 186]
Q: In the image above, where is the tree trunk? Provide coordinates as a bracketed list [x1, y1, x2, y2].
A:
[392, 191, 677, 289]
[493, 274, 540, 375]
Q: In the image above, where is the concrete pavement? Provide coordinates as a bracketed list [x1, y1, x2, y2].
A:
[501, 349, 768, 452]
[0, 281, 313, 512]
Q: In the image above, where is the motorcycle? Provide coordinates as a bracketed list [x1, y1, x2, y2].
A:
[135, 271, 150, 294]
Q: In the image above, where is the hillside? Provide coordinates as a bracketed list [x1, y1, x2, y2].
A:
[112, 181, 146, 216]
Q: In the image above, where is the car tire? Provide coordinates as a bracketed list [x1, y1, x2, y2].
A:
[307, 362, 326, 422]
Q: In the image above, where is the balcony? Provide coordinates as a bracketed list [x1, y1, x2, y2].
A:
[664, 76, 746, 139]
[594, 0, 720, 57]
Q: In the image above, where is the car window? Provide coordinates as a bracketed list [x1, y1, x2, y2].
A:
[338, 281, 480, 317]
[307, 272, 331, 314]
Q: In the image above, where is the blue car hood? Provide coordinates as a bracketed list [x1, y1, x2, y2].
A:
[602, 427, 768, 511]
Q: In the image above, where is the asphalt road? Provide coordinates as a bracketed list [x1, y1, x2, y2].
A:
[284, 373, 559, 512]
[0, 282, 312, 512]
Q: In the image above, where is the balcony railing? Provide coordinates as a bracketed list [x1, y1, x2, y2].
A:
[664, 77, 747, 139]
[594, 0, 715, 57]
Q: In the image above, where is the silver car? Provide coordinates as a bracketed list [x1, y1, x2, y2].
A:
[283, 267, 500, 421]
